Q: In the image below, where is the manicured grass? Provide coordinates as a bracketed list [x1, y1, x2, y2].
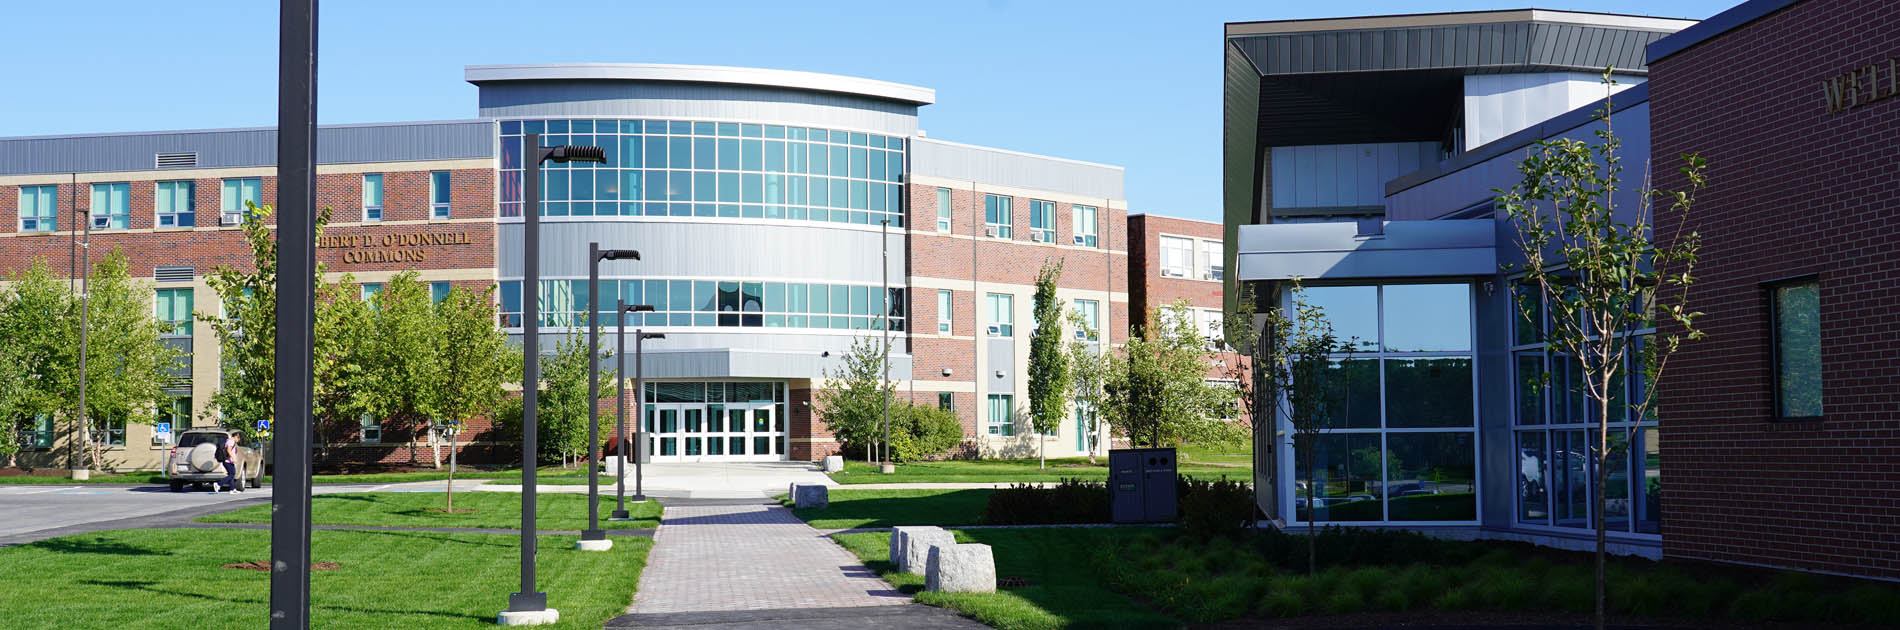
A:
[831, 528, 1179, 630]
[1102, 528, 1900, 627]
[0, 470, 171, 484]
[198, 491, 662, 530]
[827, 457, 1250, 485]
[0, 528, 649, 629]
[783, 488, 994, 530]
[1174, 442, 1253, 467]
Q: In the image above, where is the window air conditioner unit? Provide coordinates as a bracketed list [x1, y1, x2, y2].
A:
[985, 226, 999, 238]
[1073, 235, 1085, 245]
[986, 324, 1000, 336]
[92, 216, 110, 229]
[1032, 232, 1048, 243]
[1163, 269, 1183, 278]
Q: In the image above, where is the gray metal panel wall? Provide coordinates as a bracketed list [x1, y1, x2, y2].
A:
[0, 121, 492, 175]
[1224, 41, 1264, 317]
[986, 338, 1015, 395]
[498, 220, 905, 285]
[517, 331, 913, 380]
[1384, 101, 1650, 221]
[1232, 22, 1672, 76]
[910, 139, 1124, 200]
[476, 81, 919, 137]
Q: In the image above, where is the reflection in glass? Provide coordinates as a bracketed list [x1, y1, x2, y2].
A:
[1320, 359, 1380, 429]
[1386, 432, 1476, 521]
[1294, 286, 1377, 351]
[1382, 284, 1471, 352]
[1603, 430, 1631, 532]
[1553, 430, 1589, 529]
[1515, 351, 1545, 425]
[1383, 358, 1473, 428]
[1637, 427, 1660, 534]
[1294, 433, 1382, 522]
[1517, 432, 1548, 523]
[1513, 282, 1543, 346]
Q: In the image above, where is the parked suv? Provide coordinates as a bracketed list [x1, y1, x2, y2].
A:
[163, 428, 263, 492]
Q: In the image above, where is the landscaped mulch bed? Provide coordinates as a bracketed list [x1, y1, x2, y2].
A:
[1200, 610, 1879, 629]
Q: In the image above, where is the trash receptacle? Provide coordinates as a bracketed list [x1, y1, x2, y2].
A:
[1109, 447, 1178, 523]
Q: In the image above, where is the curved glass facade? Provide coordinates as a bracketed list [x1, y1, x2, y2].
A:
[499, 278, 905, 332]
[499, 118, 906, 227]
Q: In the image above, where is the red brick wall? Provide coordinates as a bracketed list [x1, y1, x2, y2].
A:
[0, 167, 496, 279]
[1649, 0, 1900, 580]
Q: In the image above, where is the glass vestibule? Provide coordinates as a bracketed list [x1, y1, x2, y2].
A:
[642, 381, 789, 462]
[1283, 282, 1480, 525]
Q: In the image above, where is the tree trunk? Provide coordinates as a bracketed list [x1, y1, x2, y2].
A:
[1595, 374, 1611, 630]
[430, 426, 441, 470]
[446, 429, 457, 511]
[1306, 474, 1317, 576]
[1039, 433, 1046, 469]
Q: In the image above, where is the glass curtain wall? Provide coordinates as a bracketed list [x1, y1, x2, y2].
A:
[1510, 282, 1661, 536]
[498, 119, 906, 227]
[499, 278, 904, 332]
[1288, 283, 1479, 525]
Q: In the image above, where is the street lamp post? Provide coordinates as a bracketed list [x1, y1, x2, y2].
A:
[504, 135, 604, 626]
[582, 244, 639, 550]
[611, 302, 656, 519]
[631, 327, 663, 502]
[270, 0, 318, 625]
[880, 218, 894, 474]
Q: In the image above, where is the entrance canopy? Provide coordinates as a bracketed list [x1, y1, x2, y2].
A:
[621, 347, 914, 381]
[1235, 219, 1497, 281]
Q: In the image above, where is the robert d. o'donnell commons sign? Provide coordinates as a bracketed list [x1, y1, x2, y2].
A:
[319, 231, 475, 264]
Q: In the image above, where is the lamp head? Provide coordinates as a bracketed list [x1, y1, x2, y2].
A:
[545, 145, 606, 164]
[640, 332, 666, 340]
[599, 249, 641, 261]
[623, 304, 656, 313]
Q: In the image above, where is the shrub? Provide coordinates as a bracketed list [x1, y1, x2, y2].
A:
[1177, 475, 1254, 539]
[1257, 585, 1305, 618]
[980, 478, 1109, 525]
[1179, 574, 1264, 622]
[1322, 589, 1365, 615]
[886, 402, 964, 462]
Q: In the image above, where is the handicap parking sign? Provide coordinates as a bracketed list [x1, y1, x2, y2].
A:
[155, 422, 171, 435]
[257, 419, 270, 430]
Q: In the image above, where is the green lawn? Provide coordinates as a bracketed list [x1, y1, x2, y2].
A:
[0, 466, 576, 486]
[0, 528, 649, 629]
[784, 489, 994, 530]
[199, 491, 662, 530]
[831, 528, 1178, 630]
[827, 455, 1250, 485]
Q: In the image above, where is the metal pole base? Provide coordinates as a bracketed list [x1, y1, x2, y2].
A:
[573, 538, 614, 552]
[496, 607, 560, 626]
[608, 510, 632, 520]
[506, 592, 548, 613]
[580, 528, 607, 542]
[630, 494, 648, 503]
[69, 469, 91, 481]
[880, 463, 896, 474]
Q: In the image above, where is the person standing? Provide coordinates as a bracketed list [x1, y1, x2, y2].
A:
[217, 433, 240, 493]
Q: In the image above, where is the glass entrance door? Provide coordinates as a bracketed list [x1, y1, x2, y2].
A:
[645, 401, 783, 462]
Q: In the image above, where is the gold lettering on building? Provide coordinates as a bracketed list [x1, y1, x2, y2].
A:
[318, 230, 472, 264]
[1822, 55, 1900, 114]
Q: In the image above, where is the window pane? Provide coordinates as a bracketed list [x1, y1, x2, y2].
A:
[1294, 433, 1382, 522]
[1295, 286, 1377, 351]
[1774, 281, 1821, 417]
[1382, 284, 1471, 352]
[1385, 432, 1476, 521]
[1636, 427, 1661, 534]
[1517, 432, 1549, 523]
[1515, 351, 1546, 425]
[1512, 282, 1543, 345]
[1319, 359, 1380, 429]
[1383, 358, 1473, 427]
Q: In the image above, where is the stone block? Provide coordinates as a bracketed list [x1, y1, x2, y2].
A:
[902, 529, 956, 575]
[925, 543, 996, 593]
[823, 455, 844, 472]
[791, 483, 829, 509]
[889, 526, 946, 572]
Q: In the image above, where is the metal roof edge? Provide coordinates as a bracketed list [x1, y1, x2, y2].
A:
[912, 137, 1125, 172]
[1226, 9, 1694, 37]
[1646, 0, 1799, 65]
[465, 63, 936, 106]
[0, 119, 489, 143]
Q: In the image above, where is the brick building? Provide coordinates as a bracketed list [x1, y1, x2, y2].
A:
[1647, 0, 1900, 580]
[1, 64, 1148, 470]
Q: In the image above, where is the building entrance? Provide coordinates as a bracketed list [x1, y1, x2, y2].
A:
[642, 381, 788, 462]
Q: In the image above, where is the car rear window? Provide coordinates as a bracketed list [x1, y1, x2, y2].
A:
[177, 433, 222, 448]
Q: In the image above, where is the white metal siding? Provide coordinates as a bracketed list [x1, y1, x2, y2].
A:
[909, 138, 1124, 201]
[1463, 73, 1645, 151]
[1269, 142, 1438, 209]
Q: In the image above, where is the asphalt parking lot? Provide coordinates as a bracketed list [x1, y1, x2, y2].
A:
[0, 482, 425, 545]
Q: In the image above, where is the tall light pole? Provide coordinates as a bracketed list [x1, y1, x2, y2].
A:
[611, 302, 656, 519]
[582, 243, 639, 550]
[71, 182, 93, 480]
[631, 327, 663, 502]
[270, 0, 318, 626]
[880, 219, 894, 474]
[504, 135, 604, 626]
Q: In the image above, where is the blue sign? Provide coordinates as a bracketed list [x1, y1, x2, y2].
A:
[257, 420, 270, 430]
[154, 422, 171, 435]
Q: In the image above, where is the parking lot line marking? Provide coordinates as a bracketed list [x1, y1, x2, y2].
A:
[13, 486, 80, 495]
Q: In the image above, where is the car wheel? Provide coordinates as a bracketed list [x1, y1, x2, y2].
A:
[170, 480, 185, 493]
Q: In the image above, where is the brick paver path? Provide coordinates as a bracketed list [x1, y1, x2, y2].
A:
[630, 503, 907, 614]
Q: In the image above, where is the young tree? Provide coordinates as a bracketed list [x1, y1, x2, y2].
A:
[1255, 281, 1355, 575]
[815, 336, 892, 462]
[1066, 309, 1107, 464]
[359, 273, 439, 466]
[1101, 301, 1237, 448]
[197, 203, 333, 443]
[71, 248, 182, 468]
[1025, 259, 1070, 469]
[1496, 72, 1705, 630]
[537, 325, 611, 468]
[0, 261, 71, 468]
[426, 285, 516, 509]
[311, 274, 375, 464]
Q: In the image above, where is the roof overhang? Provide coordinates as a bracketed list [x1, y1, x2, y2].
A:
[465, 63, 935, 106]
[1236, 220, 1497, 281]
[632, 347, 914, 381]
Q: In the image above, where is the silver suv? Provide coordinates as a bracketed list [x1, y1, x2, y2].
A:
[163, 428, 263, 492]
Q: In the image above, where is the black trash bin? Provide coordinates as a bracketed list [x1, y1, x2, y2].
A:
[1109, 447, 1178, 523]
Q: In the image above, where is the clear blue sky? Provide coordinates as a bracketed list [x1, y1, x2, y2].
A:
[1, 1, 1732, 222]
